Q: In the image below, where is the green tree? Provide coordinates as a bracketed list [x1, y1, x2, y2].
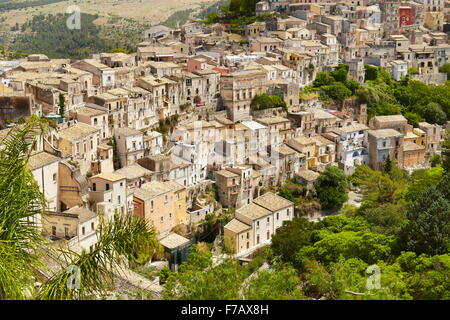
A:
[108, 48, 130, 54]
[321, 82, 352, 102]
[58, 93, 65, 119]
[296, 230, 395, 265]
[429, 155, 442, 167]
[407, 67, 419, 75]
[396, 252, 450, 300]
[204, 12, 219, 24]
[438, 63, 450, 80]
[270, 218, 314, 265]
[251, 93, 286, 110]
[330, 64, 349, 82]
[404, 167, 445, 202]
[401, 186, 450, 255]
[404, 112, 424, 127]
[420, 102, 447, 125]
[315, 166, 348, 210]
[313, 72, 333, 87]
[164, 246, 248, 299]
[344, 80, 360, 94]
[244, 265, 305, 300]
[352, 165, 407, 205]
[383, 154, 392, 173]
[364, 65, 379, 81]
[374, 102, 403, 116]
[360, 203, 407, 236]
[442, 130, 450, 172]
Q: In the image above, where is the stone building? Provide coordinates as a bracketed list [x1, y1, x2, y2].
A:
[369, 114, 410, 135]
[220, 69, 268, 122]
[223, 192, 294, 254]
[367, 129, 404, 169]
[214, 166, 255, 209]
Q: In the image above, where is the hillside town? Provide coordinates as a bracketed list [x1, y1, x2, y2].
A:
[1, 0, 450, 299]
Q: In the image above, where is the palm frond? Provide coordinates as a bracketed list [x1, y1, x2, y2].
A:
[0, 116, 50, 299]
[37, 213, 161, 300]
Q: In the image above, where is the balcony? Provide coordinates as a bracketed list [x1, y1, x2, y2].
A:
[377, 143, 392, 150]
[127, 146, 144, 153]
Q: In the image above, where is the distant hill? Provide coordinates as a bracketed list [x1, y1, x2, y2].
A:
[0, 0, 219, 32]
[0, 0, 223, 59]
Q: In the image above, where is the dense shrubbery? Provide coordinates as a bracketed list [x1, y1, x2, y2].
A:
[309, 64, 357, 103]
[199, 0, 277, 34]
[269, 162, 450, 299]
[315, 166, 348, 210]
[359, 65, 450, 123]
[306, 63, 450, 124]
[251, 93, 287, 111]
[9, 13, 142, 59]
[0, 0, 65, 11]
[166, 159, 450, 300]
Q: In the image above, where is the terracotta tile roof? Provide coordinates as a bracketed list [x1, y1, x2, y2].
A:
[253, 192, 293, 212]
[58, 123, 99, 141]
[90, 172, 126, 182]
[28, 152, 61, 170]
[237, 203, 272, 220]
[115, 163, 153, 180]
[224, 218, 251, 234]
[160, 233, 191, 249]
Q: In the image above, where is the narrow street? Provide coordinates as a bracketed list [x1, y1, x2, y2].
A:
[308, 190, 363, 222]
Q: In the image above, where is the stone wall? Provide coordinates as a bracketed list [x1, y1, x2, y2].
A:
[412, 73, 447, 85]
[0, 95, 32, 129]
[251, 107, 287, 119]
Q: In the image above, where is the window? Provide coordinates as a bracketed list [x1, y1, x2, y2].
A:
[105, 183, 110, 191]
[53, 173, 57, 182]
[257, 235, 260, 244]
[267, 231, 270, 240]
[277, 212, 279, 220]
[64, 227, 69, 238]
[92, 183, 96, 191]
[160, 216, 164, 223]
[91, 222, 95, 230]
[82, 227, 85, 235]
[118, 195, 121, 204]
